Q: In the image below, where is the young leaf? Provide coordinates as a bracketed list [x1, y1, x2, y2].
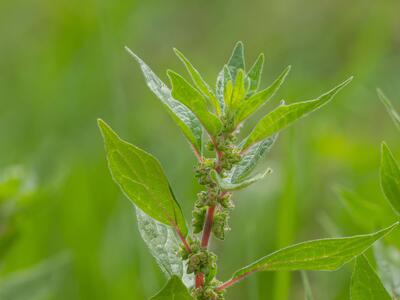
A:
[246, 53, 265, 97]
[235, 65, 291, 125]
[227, 41, 245, 80]
[380, 142, 400, 215]
[98, 119, 188, 236]
[350, 255, 391, 300]
[229, 134, 278, 183]
[301, 271, 314, 300]
[168, 70, 222, 137]
[125, 47, 202, 154]
[242, 77, 353, 150]
[136, 208, 193, 287]
[150, 276, 194, 300]
[378, 89, 400, 131]
[211, 169, 272, 191]
[227, 69, 246, 111]
[215, 65, 231, 112]
[226, 222, 398, 288]
[174, 48, 221, 115]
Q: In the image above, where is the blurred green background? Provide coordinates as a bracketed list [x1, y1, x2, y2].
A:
[1, 0, 400, 299]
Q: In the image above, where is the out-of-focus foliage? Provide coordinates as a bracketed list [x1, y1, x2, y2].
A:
[1, 0, 400, 299]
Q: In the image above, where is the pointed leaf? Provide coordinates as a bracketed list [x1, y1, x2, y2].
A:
[150, 276, 194, 300]
[211, 169, 272, 191]
[227, 69, 246, 111]
[98, 119, 188, 236]
[230, 223, 398, 282]
[350, 255, 391, 300]
[236, 66, 291, 125]
[242, 77, 353, 150]
[380, 142, 400, 215]
[215, 65, 231, 112]
[246, 53, 265, 97]
[227, 41, 245, 80]
[136, 208, 193, 287]
[378, 89, 400, 131]
[168, 71, 222, 137]
[174, 48, 221, 115]
[125, 48, 202, 153]
[229, 135, 277, 183]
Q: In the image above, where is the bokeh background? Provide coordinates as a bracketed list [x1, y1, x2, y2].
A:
[1, 0, 400, 299]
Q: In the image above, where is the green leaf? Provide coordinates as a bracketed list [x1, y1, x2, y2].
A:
[136, 208, 193, 287]
[125, 47, 202, 154]
[350, 255, 391, 300]
[230, 222, 398, 281]
[168, 70, 222, 137]
[174, 48, 221, 115]
[0, 254, 70, 300]
[227, 69, 246, 111]
[150, 276, 194, 300]
[242, 77, 353, 150]
[380, 142, 400, 216]
[229, 135, 277, 183]
[227, 41, 245, 80]
[98, 119, 188, 236]
[246, 53, 265, 97]
[236, 66, 291, 125]
[211, 169, 272, 191]
[374, 241, 400, 297]
[378, 89, 400, 131]
[301, 271, 314, 300]
[215, 65, 231, 113]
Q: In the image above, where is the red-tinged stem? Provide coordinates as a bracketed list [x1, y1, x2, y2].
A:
[215, 270, 257, 292]
[201, 206, 216, 248]
[192, 145, 203, 162]
[195, 273, 205, 288]
[175, 227, 192, 253]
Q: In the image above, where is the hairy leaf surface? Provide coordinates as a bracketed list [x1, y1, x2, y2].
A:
[125, 47, 202, 153]
[150, 276, 194, 300]
[98, 119, 188, 236]
[168, 71, 222, 136]
[211, 169, 272, 191]
[374, 242, 400, 297]
[231, 222, 397, 280]
[236, 66, 291, 125]
[242, 77, 352, 150]
[174, 49, 220, 115]
[215, 65, 231, 112]
[380, 142, 400, 215]
[350, 255, 391, 300]
[227, 41, 245, 80]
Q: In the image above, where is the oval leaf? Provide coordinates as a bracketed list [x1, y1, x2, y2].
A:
[150, 276, 194, 300]
[350, 255, 391, 300]
[125, 47, 202, 154]
[168, 70, 222, 137]
[98, 119, 188, 236]
[231, 222, 398, 282]
[380, 142, 400, 215]
[242, 77, 353, 150]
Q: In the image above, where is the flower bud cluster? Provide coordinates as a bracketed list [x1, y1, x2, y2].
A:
[191, 280, 225, 300]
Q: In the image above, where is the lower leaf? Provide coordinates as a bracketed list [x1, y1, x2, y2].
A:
[150, 276, 194, 300]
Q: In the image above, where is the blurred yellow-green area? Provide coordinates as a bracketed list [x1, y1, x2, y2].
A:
[1, 0, 400, 299]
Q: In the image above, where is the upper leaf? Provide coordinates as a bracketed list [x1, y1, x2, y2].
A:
[380, 142, 400, 216]
[125, 47, 202, 154]
[378, 89, 400, 131]
[98, 119, 188, 236]
[230, 222, 398, 281]
[227, 69, 246, 112]
[136, 208, 193, 287]
[150, 276, 194, 300]
[229, 134, 277, 183]
[350, 255, 391, 300]
[174, 48, 221, 115]
[168, 70, 222, 137]
[211, 169, 272, 191]
[227, 41, 245, 80]
[246, 53, 265, 98]
[235, 66, 291, 125]
[242, 77, 353, 150]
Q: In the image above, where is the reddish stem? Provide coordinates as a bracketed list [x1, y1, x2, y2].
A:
[215, 270, 257, 292]
[201, 206, 216, 248]
[195, 273, 205, 288]
[176, 227, 192, 253]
